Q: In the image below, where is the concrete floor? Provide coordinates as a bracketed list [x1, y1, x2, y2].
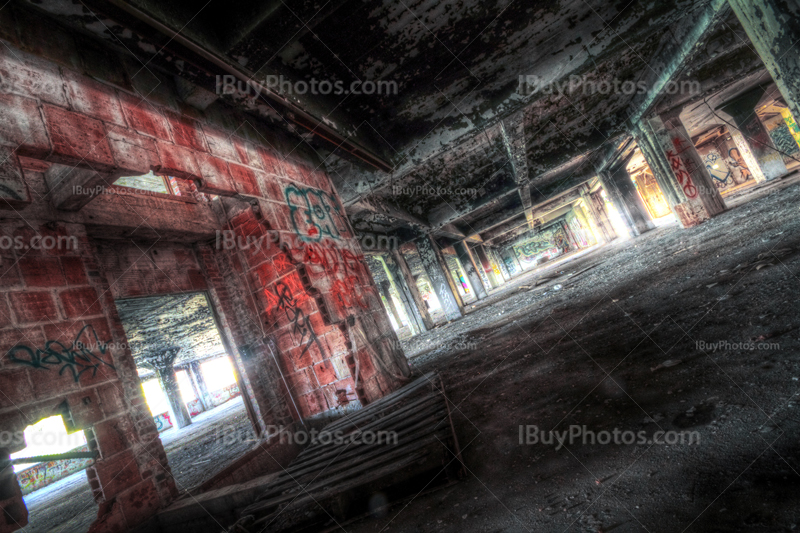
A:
[343, 176, 800, 532]
[17, 397, 253, 533]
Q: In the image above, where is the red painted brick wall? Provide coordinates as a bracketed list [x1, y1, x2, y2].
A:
[0, 25, 410, 531]
[0, 223, 177, 533]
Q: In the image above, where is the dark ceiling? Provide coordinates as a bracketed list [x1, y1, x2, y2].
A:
[26, 0, 765, 247]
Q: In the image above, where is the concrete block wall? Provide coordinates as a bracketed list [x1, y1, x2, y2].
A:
[0, 11, 410, 531]
[0, 222, 177, 533]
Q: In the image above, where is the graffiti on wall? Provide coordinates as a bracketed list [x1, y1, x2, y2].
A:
[285, 185, 347, 242]
[6, 325, 116, 382]
[16, 444, 94, 495]
[513, 225, 568, 265]
[264, 277, 327, 363]
[154, 412, 173, 432]
[702, 150, 732, 187]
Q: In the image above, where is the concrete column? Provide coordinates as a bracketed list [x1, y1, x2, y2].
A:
[390, 250, 434, 330]
[729, 0, 800, 123]
[490, 248, 511, 281]
[378, 280, 404, 329]
[453, 241, 487, 300]
[600, 164, 655, 237]
[581, 187, 616, 244]
[189, 361, 212, 410]
[590, 190, 618, 241]
[500, 248, 522, 277]
[721, 87, 787, 180]
[474, 245, 501, 288]
[579, 186, 611, 243]
[156, 365, 192, 429]
[183, 365, 207, 413]
[643, 110, 726, 227]
[414, 236, 463, 321]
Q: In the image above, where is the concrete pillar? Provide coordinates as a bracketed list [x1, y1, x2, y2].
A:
[389, 250, 434, 330]
[600, 164, 655, 237]
[729, 0, 800, 123]
[183, 365, 207, 413]
[453, 241, 488, 300]
[156, 365, 192, 429]
[189, 360, 212, 410]
[500, 248, 522, 277]
[721, 87, 787, 180]
[642, 110, 726, 227]
[414, 236, 463, 321]
[379, 280, 404, 329]
[474, 245, 501, 288]
[583, 187, 616, 242]
[490, 248, 511, 281]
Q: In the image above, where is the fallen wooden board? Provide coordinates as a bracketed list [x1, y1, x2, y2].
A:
[223, 372, 463, 533]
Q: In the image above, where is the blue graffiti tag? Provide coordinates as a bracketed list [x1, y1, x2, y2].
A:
[6, 325, 116, 382]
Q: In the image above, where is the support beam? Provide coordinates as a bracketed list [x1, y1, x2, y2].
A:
[729, 0, 800, 125]
[44, 164, 113, 211]
[156, 366, 192, 429]
[453, 241, 488, 300]
[490, 248, 511, 282]
[501, 114, 536, 229]
[380, 255, 426, 334]
[414, 236, 463, 321]
[378, 280, 405, 329]
[189, 361, 212, 411]
[642, 110, 726, 228]
[474, 245, 501, 289]
[720, 87, 787, 180]
[580, 185, 615, 243]
[600, 163, 655, 238]
[390, 250, 434, 330]
[500, 248, 523, 277]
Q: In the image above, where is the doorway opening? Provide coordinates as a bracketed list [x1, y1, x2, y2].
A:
[115, 292, 256, 490]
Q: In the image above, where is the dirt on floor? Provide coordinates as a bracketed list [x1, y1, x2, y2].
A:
[18, 397, 254, 533]
[345, 177, 800, 532]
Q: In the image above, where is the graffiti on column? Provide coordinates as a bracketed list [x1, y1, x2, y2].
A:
[666, 136, 699, 198]
[6, 324, 116, 382]
[416, 238, 459, 319]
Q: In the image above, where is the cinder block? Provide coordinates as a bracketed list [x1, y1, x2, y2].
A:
[93, 449, 143, 500]
[105, 125, 160, 177]
[0, 93, 51, 158]
[118, 92, 171, 141]
[118, 477, 161, 529]
[165, 111, 207, 152]
[0, 147, 30, 209]
[203, 125, 239, 161]
[155, 142, 200, 180]
[8, 291, 58, 324]
[0, 44, 67, 106]
[67, 388, 104, 429]
[18, 256, 66, 287]
[228, 162, 260, 197]
[42, 105, 116, 173]
[59, 286, 103, 318]
[195, 153, 236, 196]
[63, 70, 127, 127]
[313, 360, 337, 386]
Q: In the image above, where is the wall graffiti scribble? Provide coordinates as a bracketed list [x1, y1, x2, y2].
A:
[6, 325, 116, 382]
[285, 185, 346, 242]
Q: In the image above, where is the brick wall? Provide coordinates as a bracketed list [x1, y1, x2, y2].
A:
[0, 222, 177, 533]
[0, 19, 410, 531]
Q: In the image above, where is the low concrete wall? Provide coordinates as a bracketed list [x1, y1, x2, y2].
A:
[16, 445, 94, 495]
